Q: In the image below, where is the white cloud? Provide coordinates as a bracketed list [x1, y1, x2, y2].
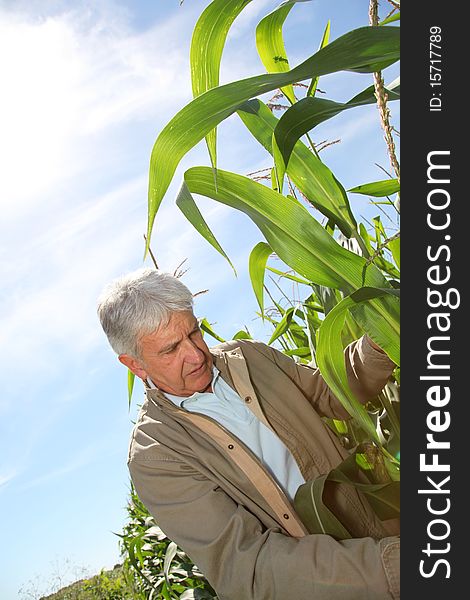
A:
[19, 437, 119, 491]
[0, 469, 18, 488]
[0, 3, 192, 214]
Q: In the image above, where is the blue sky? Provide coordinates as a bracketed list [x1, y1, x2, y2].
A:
[0, 1, 399, 597]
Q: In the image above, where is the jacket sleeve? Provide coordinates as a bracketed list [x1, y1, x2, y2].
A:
[254, 335, 396, 419]
[129, 456, 399, 600]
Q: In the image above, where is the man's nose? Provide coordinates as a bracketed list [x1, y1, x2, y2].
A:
[182, 338, 204, 362]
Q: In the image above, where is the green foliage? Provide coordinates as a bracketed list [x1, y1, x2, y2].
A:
[271, 79, 400, 179]
[190, 0, 254, 170]
[32, 565, 140, 600]
[237, 98, 357, 237]
[145, 21, 399, 248]
[81, 568, 139, 600]
[295, 441, 400, 537]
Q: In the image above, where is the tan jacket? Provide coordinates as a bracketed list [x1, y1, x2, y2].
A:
[128, 336, 400, 599]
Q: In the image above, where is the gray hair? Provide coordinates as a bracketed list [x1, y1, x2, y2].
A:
[97, 267, 194, 357]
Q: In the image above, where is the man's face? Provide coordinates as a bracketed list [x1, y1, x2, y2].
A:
[121, 310, 213, 397]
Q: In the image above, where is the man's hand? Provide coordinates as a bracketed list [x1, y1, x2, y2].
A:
[366, 336, 385, 353]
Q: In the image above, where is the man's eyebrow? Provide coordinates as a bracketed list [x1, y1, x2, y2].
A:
[158, 321, 200, 353]
[158, 338, 181, 353]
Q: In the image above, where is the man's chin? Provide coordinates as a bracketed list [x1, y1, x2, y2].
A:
[191, 364, 212, 392]
[198, 377, 213, 393]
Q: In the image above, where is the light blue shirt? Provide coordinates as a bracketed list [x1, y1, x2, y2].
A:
[151, 367, 305, 502]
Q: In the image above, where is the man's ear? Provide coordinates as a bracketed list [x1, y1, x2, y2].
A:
[118, 354, 148, 381]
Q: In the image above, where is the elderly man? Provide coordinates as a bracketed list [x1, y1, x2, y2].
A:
[97, 267, 400, 600]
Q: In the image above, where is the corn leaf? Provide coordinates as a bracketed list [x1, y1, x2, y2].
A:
[348, 179, 400, 197]
[232, 329, 252, 340]
[147, 25, 400, 251]
[237, 99, 357, 236]
[256, 0, 312, 104]
[359, 223, 374, 256]
[294, 474, 352, 538]
[283, 346, 312, 358]
[268, 307, 296, 345]
[163, 541, 178, 589]
[380, 12, 400, 25]
[286, 321, 310, 350]
[327, 450, 400, 519]
[266, 266, 311, 286]
[350, 76, 399, 101]
[273, 79, 400, 176]
[178, 167, 386, 291]
[248, 241, 273, 314]
[307, 20, 330, 96]
[180, 590, 215, 600]
[190, 0, 254, 170]
[199, 318, 226, 343]
[317, 286, 367, 351]
[175, 181, 236, 274]
[388, 237, 400, 269]
[295, 448, 399, 535]
[127, 370, 135, 410]
[297, 302, 317, 359]
[359, 223, 399, 277]
[316, 287, 400, 443]
[177, 167, 400, 362]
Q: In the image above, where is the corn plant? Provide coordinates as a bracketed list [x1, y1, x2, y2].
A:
[141, 0, 399, 541]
